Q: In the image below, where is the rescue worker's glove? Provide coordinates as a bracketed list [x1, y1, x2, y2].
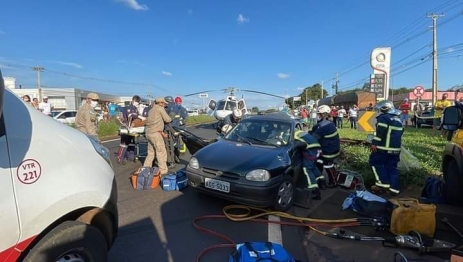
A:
[370, 144, 377, 153]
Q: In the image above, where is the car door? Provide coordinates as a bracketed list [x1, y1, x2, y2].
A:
[66, 111, 77, 124]
[0, 88, 20, 259]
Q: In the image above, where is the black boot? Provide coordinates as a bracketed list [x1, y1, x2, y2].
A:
[293, 188, 311, 209]
[311, 188, 321, 200]
[318, 179, 326, 190]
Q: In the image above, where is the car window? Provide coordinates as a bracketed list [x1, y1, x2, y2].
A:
[226, 120, 291, 146]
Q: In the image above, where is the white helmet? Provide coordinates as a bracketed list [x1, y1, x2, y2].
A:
[232, 109, 242, 118]
[317, 105, 331, 114]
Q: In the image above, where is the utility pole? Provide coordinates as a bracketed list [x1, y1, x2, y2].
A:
[33, 66, 44, 100]
[321, 81, 324, 100]
[334, 72, 339, 95]
[428, 13, 444, 105]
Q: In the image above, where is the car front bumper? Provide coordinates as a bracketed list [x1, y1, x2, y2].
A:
[186, 166, 284, 207]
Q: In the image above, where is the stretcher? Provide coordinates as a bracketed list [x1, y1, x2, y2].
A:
[117, 122, 147, 165]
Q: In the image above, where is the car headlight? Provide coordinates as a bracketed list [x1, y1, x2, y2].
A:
[189, 157, 199, 169]
[245, 169, 270, 182]
[87, 135, 112, 167]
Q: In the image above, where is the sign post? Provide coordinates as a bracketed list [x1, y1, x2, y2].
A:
[199, 93, 208, 112]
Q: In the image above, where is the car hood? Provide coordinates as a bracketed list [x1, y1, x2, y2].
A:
[194, 140, 289, 175]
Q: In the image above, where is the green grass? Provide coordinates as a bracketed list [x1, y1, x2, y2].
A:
[97, 119, 120, 138]
[185, 115, 216, 125]
[338, 127, 446, 187]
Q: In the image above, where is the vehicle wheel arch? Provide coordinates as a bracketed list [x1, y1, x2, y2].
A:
[18, 206, 115, 261]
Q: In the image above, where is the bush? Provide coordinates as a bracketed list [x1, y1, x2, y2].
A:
[97, 119, 120, 138]
[338, 128, 446, 187]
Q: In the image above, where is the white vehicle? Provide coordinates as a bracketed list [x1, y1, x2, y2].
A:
[0, 70, 118, 262]
[52, 110, 77, 124]
[188, 109, 199, 116]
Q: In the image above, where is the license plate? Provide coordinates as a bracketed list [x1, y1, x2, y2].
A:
[204, 178, 230, 193]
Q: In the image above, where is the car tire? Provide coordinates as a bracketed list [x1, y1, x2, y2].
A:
[444, 159, 463, 206]
[22, 221, 108, 262]
[273, 175, 295, 211]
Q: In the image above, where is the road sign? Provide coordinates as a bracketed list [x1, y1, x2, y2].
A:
[370, 74, 386, 99]
[199, 93, 208, 98]
[357, 111, 377, 132]
[413, 86, 424, 97]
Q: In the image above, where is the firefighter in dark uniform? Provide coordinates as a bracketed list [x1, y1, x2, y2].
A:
[218, 109, 242, 134]
[294, 130, 323, 207]
[170, 96, 189, 156]
[310, 105, 340, 188]
[370, 100, 404, 195]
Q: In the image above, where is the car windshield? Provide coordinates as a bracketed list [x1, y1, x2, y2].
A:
[224, 119, 292, 147]
[51, 111, 61, 117]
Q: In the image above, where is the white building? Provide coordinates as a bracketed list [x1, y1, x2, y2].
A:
[3, 76, 150, 110]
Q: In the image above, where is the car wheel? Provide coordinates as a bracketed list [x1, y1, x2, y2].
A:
[22, 221, 108, 262]
[444, 159, 463, 206]
[273, 176, 295, 211]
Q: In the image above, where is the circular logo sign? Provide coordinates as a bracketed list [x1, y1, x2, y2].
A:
[16, 159, 42, 184]
[376, 53, 386, 62]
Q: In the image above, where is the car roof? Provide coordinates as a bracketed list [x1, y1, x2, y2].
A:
[243, 112, 298, 123]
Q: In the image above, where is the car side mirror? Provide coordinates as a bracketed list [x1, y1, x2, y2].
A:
[366, 134, 374, 144]
[442, 106, 461, 131]
[0, 69, 4, 117]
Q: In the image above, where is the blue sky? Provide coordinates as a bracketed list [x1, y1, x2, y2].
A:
[1, 0, 462, 109]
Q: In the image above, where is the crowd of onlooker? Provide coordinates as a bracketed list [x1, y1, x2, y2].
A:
[21, 95, 54, 116]
[299, 104, 360, 130]
[298, 92, 461, 138]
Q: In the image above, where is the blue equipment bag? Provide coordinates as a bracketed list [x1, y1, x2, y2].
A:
[133, 167, 160, 190]
[176, 169, 188, 190]
[161, 174, 178, 191]
[161, 168, 188, 191]
[420, 177, 446, 204]
[228, 242, 296, 262]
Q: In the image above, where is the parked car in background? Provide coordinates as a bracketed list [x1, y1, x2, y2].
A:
[188, 109, 199, 116]
[416, 107, 434, 128]
[185, 112, 305, 211]
[52, 110, 77, 125]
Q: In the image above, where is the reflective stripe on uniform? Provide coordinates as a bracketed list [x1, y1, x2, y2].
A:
[324, 131, 338, 138]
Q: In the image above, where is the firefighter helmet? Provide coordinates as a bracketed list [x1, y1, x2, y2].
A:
[175, 96, 182, 104]
[317, 105, 331, 114]
[164, 96, 174, 103]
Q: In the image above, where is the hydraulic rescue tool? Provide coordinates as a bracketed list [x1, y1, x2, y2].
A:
[323, 229, 456, 254]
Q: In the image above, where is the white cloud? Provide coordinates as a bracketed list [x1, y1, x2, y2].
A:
[0, 30, 5, 35]
[114, 0, 148, 11]
[237, 14, 250, 24]
[116, 60, 146, 67]
[48, 61, 83, 69]
[277, 73, 290, 79]
[161, 71, 172, 76]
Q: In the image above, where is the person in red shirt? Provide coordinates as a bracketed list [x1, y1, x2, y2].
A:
[399, 98, 411, 127]
[330, 106, 338, 125]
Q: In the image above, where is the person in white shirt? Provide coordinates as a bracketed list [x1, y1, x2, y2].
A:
[38, 96, 54, 116]
[348, 105, 358, 129]
[337, 106, 347, 128]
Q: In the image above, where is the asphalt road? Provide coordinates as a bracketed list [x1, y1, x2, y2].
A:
[105, 123, 447, 262]
[105, 123, 308, 262]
